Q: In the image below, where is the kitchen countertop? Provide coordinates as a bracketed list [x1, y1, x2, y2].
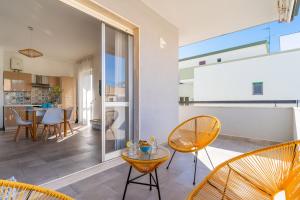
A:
[3, 104, 42, 107]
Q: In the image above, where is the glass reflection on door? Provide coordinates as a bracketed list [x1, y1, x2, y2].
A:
[102, 23, 133, 160]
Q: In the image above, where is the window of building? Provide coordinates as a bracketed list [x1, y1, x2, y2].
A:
[199, 60, 206, 65]
[252, 82, 263, 95]
[217, 58, 222, 62]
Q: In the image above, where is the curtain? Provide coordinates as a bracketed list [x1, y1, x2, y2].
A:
[76, 56, 93, 124]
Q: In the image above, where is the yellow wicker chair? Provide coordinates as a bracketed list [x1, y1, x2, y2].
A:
[0, 180, 73, 200]
[166, 115, 221, 185]
[187, 140, 300, 200]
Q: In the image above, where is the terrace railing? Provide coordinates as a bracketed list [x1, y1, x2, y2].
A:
[179, 99, 299, 107]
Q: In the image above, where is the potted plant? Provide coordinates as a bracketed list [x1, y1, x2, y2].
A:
[49, 86, 61, 106]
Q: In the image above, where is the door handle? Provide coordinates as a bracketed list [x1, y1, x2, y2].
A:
[99, 80, 102, 96]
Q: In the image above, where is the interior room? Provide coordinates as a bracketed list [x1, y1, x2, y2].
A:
[2, 0, 300, 200]
[0, 0, 131, 184]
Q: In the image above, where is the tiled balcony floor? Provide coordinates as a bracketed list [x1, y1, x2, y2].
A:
[59, 137, 272, 200]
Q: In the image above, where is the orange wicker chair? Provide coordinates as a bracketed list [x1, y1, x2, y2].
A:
[166, 116, 221, 185]
[0, 180, 73, 200]
[187, 140, 300, 200]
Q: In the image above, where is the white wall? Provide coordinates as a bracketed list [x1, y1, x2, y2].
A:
[179, 83, 193, 100]
[94, 0, 179, 144]
[179, 43, 268, 69]
[0, 47, 4, 129]
[194, 49, 300, 101]
[180, 106, 294, 142]
[293, 108, 300, 140]
[3, 51, 75, 77]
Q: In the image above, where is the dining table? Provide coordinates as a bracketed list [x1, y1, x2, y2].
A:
[25, 107, 68, 141]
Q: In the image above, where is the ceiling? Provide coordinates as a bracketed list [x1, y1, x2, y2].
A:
[0, 0, 101, 62]
[141, 0, 279, 46]
[0, 0, 280, 60]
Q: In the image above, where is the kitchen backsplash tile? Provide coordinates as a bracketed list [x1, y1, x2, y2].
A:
[4, 87, 50, 105]
[31, 87, 50, 104]
[4, 91, 31, 105]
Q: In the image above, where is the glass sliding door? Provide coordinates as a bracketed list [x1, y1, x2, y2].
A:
[101, 23, 134, 161]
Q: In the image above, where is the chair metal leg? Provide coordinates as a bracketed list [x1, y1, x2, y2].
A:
[204, 148, 215, 169]
[166, 150, 176, 169]
[193, 151, 198, 185]
[155, 169, 162, 200]
[149, 173, 152, 191]
[122, 166, 132, 200]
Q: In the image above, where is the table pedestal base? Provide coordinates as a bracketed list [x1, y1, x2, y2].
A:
[122, 166, 162, 200]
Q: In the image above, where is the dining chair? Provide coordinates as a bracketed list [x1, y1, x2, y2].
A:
[186, 140, 300, 200]
[41, 108, 63, 141]
[12, 109, 33, 142]
[166, 115, 221, 185]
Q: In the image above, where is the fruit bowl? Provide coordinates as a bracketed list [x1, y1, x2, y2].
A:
[139, 140, 152, 153]
[140, 145, 152, 153]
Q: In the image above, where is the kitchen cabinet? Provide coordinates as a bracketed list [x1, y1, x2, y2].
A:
[48, 76, 61, 87]
[3, 71, 31, 91]
[60, 76, 76, 120]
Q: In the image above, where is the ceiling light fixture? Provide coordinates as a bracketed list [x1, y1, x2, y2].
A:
[18, 26, 43, 58]
[277, 0, 300, 22]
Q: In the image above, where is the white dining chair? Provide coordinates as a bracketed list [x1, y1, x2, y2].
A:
[12, 109, 33, 142]
[41, 108, 63, 141]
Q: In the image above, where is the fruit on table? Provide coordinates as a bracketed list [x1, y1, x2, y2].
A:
[139, 140, 151, 146]
[149, 136, 156, 145]
[126, 141, 133, 148]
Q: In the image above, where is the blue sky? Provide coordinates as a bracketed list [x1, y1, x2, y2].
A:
[106, 54, 126, 86]
[179, 14, 300, 60]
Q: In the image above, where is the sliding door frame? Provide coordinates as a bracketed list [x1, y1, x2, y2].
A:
[59, 0, 140, 162]
[101, 23, 135, 161]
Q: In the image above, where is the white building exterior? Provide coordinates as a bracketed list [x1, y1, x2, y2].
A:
[194, 49, 300, 101]
[179, 41, 269, 100]
[179, 41, 268, 69]
[280, 32, 300, 51]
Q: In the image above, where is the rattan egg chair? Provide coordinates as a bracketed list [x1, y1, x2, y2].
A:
[0, 180, 73, 200]
[187, 140, 300, 200]
[167, 115, 221, 185]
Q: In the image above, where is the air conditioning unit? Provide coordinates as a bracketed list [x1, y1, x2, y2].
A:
[10, 57, 23, 71]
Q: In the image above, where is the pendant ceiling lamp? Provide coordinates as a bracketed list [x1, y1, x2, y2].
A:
[18, 26, 43, 58]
